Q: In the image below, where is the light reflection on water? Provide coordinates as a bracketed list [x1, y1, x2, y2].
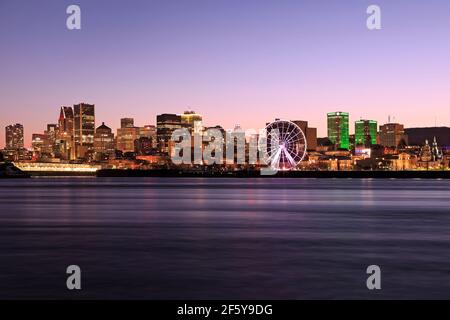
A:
[1, 177, 450, 299]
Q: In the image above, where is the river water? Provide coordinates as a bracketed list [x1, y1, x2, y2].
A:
[1, 177, 450, 299]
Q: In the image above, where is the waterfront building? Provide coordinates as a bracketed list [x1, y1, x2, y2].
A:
[116, 118, 140, 153]
[5, 123, 24, 150]
[94, 122, 115, 160]
[43, 124, 58, 155]
[141, 125, 157, 148]
[355, 120, 377, 146]
[327, 112, 349, 150]
[379, 123, 407, 148]
[121, 118, 135, 128]
[31, 133, 46, 158]
[57, 106, 75, 160]
[74, 103, 95, 159]
[292, 120, 317, 151]
[157, 113, 182, 154]
[181, 110, 203, 134]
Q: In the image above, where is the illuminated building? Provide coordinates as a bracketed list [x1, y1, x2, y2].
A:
[292, 120, 317, 151]
[94, 122, 115, 159]
[141, 125, 157, 148]
[57, 106, 75, 160]
[121, 118, 134, 128]
[157, 113, 182, 154]
[31, 133, 46, 157]
[116, 118, 140, 153]
[5, 123, 24, 150]
[379, 123, 407, 148]
[355, 119, 377, 146]
[327, 112, 349, 150]
[74, 103, 95, 159]
[43, 124, 58, 155]
[181, 110, 203, 134]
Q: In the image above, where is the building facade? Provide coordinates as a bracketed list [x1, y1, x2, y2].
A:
[5, 123, 24, 150]
[94, 122, 115, 159]
[327, 112, 349, 150]
[157, 114, 182, 154]
[355, 119, 377, 146]
[74, 103, 95, 159]
[379, 123, 407, 148]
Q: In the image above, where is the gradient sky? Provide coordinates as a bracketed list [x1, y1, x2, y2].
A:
[1, 0, 450, 147]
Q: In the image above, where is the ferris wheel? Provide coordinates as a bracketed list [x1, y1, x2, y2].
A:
[262, 120, 307, 171]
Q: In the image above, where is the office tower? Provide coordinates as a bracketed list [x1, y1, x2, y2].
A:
[5, 123, 24, 150]
[292, 120, 317, 151]
[74, 103, 95, 158]
[141, 125, 157, 148]
[379, 123, 408, 147]
[116, 118, 140, 153]
[327, 112, 350, 150]
[94, 122, 115, 159]
[43, 124, 58, 155]
[121, 118, 135, 128]
[31, 133, 46, 157]
[355, 120, 377, 146]
[157, 114, 182, 154]
[57, 106, 75, 160]
[181, 110, 203, 134]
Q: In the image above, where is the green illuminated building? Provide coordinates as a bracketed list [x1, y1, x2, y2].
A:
[327, 112, 349, 150]
[355, 120, 377, 146]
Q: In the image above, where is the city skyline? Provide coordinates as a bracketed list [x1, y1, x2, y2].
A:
[2, 0, 450, 147]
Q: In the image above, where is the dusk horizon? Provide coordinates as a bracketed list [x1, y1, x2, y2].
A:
[2, 0, 450, 148]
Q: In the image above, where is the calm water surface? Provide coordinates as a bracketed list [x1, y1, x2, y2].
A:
[1, 177, 450, 299]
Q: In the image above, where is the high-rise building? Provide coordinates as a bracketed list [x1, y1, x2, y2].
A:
[57, 106, 75, 160]
[157, 114, 182, 154]
[181, 110, 203, 134]
[327, 112, 349, 150]
[355, 120, 377, 146]
[31, 133, 46, 157]
[116, 118, 140, 153]
[141, 125, 157, 148]
[379, 123, 408, 148]
[5, 123, 24, 150]
[43, 124, 58, 155]
[292, 120, 317, 151]
[121, 118, 135, 128]
[94, 122, 115, 159]
[74, 103, 95, 158]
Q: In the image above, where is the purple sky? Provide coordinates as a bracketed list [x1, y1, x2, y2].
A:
[1, 0, 450, 147]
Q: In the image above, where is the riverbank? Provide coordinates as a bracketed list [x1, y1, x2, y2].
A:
[96, 169, 450, 179]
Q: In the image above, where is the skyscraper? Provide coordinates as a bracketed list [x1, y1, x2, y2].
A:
[355, 120, 377, 146]
[57, 106, 75, 160]
[5, 123, 24, 150]
[121, 118, 135, 128]
[94, 122, 115, 159]
[157, 114, 182, 154]
[379, 123, 408, 148]
[181, 110, 203, 134]
[327, 112, 349, 150]
[116, 118, 140, 153]
[74, 103, 95, 158]
[43, 124, 58, 155]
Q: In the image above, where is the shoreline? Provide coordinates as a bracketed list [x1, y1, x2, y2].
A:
[95, 169, 450, 179]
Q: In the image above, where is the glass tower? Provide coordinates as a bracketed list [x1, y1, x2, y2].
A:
[327, 112, 349, 150]
[355, 120, 377, 146]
